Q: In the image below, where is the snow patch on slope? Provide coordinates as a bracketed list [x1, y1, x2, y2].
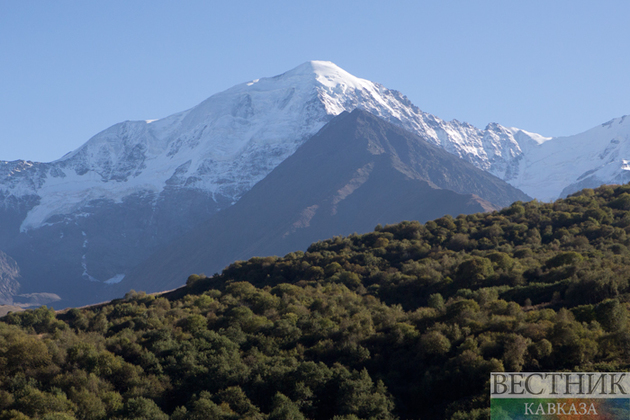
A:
[105, 274, 125, 285]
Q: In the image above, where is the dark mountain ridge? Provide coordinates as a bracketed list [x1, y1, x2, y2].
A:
[120, 109, 530, 294]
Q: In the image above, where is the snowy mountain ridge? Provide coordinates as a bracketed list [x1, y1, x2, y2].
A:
[510, 115, 630, 200]
[0, 61, 533, 231]
[1, 61, 629, 232]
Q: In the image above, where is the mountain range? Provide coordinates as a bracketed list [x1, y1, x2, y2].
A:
[0, 61, 628, 307]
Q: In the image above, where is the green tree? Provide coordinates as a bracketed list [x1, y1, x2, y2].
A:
[121, 397, 168, 420]
[595, 299, 627, 332]
[268, 393, 304, 420]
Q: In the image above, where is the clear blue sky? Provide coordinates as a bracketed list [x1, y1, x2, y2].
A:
[2, 0, 630, 162]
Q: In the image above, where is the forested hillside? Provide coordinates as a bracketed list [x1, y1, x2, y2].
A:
[1, 184, 630, 420]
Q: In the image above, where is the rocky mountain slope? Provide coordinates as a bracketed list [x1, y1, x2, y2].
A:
[0, 250, 20, 305]
[121, 109, 531, 293]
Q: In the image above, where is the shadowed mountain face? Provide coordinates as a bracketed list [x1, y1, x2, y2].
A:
[121, 109, 531, 293]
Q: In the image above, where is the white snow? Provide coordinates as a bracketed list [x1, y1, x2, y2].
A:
[81, 255, 99, 282]
[507, 115, 630, 200]
[105, 274, 125, 284]
[508, 128, 552, 145]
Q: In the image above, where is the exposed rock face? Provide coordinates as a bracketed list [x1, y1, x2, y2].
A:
[0, 250, 20, 305]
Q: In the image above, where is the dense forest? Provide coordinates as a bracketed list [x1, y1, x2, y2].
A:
[2, 184, 630, 419]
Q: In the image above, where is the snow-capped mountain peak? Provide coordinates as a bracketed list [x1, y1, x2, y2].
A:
[2, 61, 629, 232]
[0, 61, 468, 231]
